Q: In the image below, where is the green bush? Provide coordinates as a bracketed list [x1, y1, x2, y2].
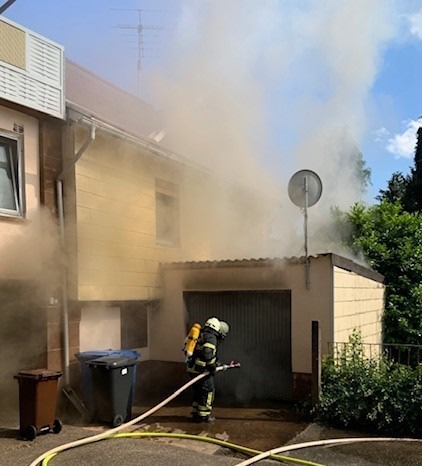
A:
[316, 331, 422, 437]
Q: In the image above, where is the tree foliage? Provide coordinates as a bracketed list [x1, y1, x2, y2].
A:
[378, 127, 422, 213]
[354, 149, 372, 195]
[377, 171, 410, 205]
[335, 201, 422, 344]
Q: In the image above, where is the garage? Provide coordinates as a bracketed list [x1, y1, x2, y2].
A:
[148, 253, 385, 402]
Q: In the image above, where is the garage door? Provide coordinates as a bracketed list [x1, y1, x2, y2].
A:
[184, 290, 292, 402]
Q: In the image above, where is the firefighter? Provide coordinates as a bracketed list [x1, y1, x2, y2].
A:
[186, 317, 230, 423]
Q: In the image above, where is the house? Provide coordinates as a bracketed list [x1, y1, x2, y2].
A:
[0, 16, 65, 410]
[1, 17, 385, 412]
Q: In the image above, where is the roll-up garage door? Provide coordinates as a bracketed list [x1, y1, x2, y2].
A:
[184, 290, 292, 403]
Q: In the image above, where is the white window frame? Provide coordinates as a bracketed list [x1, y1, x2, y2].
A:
[0, 131, 25, 218]
[155, 179, 179, 246]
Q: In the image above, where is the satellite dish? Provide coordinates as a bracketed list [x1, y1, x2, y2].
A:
[287, 169, 323, 290]
[288, 169, 322, 208]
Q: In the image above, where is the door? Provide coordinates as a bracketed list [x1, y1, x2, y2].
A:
[184, 290, 292, 403]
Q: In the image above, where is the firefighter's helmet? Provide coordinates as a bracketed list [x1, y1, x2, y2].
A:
[219, 321, 229, 338]
[204, 317, 220, 332]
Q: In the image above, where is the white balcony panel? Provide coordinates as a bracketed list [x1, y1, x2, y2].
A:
[0, 17, 64, 119]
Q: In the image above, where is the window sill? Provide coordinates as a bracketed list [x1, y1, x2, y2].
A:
[156, 239, 180, 248]
[0, 213, 27, 223]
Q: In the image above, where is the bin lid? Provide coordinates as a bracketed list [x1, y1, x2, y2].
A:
[75, 349, 140, 361]
[86, 355, 138, 368]
[14, 369, 63, 380]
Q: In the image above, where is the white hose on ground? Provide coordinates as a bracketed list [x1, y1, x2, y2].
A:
[29, 365, 235, 466]
[42, 432, 328, 466]
[235, 436, 422, 466]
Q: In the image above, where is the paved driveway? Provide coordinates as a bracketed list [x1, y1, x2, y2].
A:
[1, 403, 421, 466]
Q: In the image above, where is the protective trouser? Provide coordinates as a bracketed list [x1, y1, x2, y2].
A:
[190, 373, 215, 420]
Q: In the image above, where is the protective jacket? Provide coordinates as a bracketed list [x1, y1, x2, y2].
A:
[187, 326, 219, 374]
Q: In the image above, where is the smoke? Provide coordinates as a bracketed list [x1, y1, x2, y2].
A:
[145, 0, 397, 259]
[0, 207, 63, 284]
[0, 207, 62, 413]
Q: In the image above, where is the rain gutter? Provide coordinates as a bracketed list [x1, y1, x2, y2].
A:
[66, 102, 215, 174]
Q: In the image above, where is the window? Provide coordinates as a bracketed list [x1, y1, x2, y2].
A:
[155, 179, 179, 245]
[0, 133, 24, 217]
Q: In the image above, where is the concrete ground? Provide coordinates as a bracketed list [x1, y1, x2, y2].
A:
[1, 399, 421, 466]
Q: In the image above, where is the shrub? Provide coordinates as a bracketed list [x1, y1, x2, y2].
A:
[316, 331, 422, 437]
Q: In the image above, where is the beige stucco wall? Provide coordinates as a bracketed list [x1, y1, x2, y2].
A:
[73, 131, 185, 301]
[152, 255, 333, 374]
[333, 266, 384, 345]
[0, 105, 49, 410]
[0, 104, 42, 279]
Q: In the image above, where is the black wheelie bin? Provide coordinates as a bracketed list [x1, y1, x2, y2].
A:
[87, 355, 138, 427]
[75, 349, 140, 417]
[14, 369, 63, 440]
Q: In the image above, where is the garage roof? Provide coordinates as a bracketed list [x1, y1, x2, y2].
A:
[161, 253, 384, 284]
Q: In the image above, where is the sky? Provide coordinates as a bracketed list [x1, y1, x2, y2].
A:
[3, 0, 422, 205]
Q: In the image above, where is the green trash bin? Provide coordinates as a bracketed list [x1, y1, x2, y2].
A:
[87, 355, 137, 427]
[14, 369, 63, 440]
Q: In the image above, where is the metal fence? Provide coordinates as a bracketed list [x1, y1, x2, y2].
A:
[328, 341, 422, 367]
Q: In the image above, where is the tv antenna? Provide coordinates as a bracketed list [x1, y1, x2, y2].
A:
[0, 0, 17, 15]
[113, 8, 164, 97]
[288, 169, 322, 289]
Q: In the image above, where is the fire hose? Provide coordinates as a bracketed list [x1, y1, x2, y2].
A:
[30, 363, 240, 465]
[31, 362, 420, 466]
[234, 437, 422, 466]
[30, 362, 328, 466]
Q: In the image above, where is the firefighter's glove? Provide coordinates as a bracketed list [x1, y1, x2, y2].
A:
[208, 364, 217, 375]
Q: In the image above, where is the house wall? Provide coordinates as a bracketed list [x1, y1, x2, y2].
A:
[333, 265, 384, 344]
[61, 127, 189, 370]
[0, 105, 47, 412]
[73, 130, 185, 302]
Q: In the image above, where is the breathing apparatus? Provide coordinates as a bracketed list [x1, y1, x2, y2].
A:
[183, 323, 202, 359]
[183, 317, 230, 363]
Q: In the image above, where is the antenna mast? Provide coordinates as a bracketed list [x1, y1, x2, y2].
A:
[113, 8, 164, 97]
[288, 170, 323, 290]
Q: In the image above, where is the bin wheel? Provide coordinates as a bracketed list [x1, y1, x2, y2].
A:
[53, 419, 63, 434]
[112, 414, 124, 427]
[23, 425, 37, 441]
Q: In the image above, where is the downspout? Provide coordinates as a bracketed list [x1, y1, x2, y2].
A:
[57, 123, 96, 385]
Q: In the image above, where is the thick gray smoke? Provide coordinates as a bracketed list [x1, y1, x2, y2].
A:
[145, 0, 397, 259]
